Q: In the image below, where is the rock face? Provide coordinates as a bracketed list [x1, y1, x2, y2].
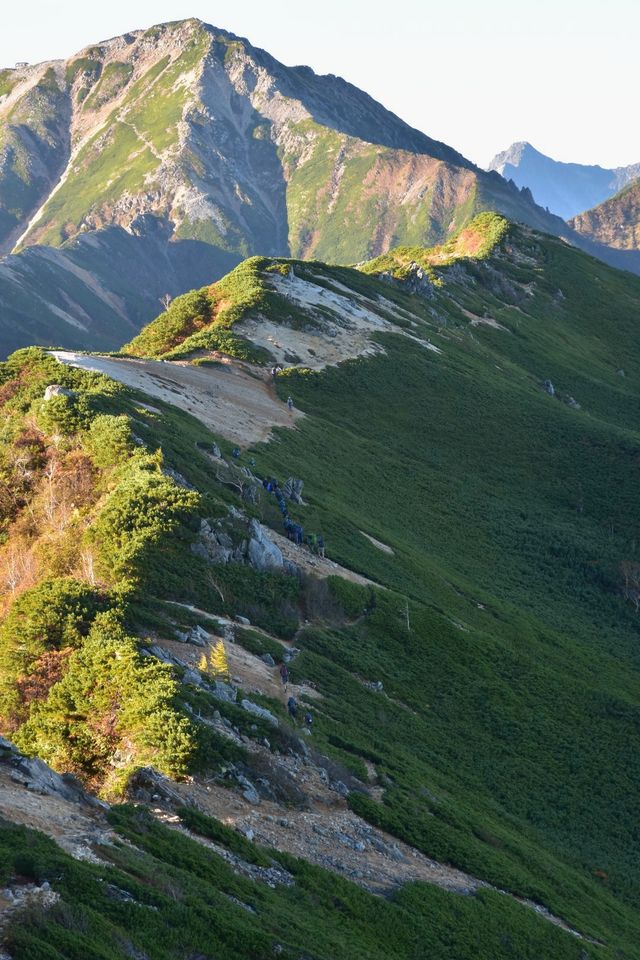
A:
[489, 141, 640, 220]
[247, 520, 284, 572]
[569, 178, 640, 251]
[0, 736, 106, 809]
[192, 515, 285, 574]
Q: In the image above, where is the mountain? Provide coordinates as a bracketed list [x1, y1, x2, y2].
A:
[569, 177, 640, 250]
[489, 141, 640, 220]
[2, 214, 640, 957]
[0, 19, 589, 358]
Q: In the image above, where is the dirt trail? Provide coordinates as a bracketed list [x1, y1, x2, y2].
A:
[163, 723, 483, 896]
[52, 352, 302, 446]
[267, 526, 377, 587]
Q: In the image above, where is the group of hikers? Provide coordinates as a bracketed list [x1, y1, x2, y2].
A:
[261, 476, 325, 556]
[279, 662, 313, 729]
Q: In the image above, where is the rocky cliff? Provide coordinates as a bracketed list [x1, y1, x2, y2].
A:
[569, 177, 640, 250]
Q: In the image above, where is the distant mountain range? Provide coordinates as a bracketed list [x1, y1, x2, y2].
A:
[489, 141, 640, 220]
[4, 18, 636, 357]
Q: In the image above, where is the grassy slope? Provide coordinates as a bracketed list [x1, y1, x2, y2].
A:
[280, 120, 481, 262]
[243, 223, 640, 951]
[2, 217, 640, 955]
[1, 808, 595, 960]
[0, 68, 70, 249]
[31, 29, 209, 248]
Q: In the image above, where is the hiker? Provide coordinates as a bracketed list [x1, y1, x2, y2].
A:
[317, 534, 325, 558]
[304, 712, 313, 730]
[287, 396, 294, 411]
[232, 446, 241, 459]
[308, 533, 318, 554]
[296, 525, 304, 546]
[287, 696, 298, 721]
[279, 662, 289, 686]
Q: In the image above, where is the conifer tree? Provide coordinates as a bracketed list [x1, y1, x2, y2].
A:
[198, 640, 230, 681]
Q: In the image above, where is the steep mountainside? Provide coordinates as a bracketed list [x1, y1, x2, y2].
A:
[1, 216, 640, 957]
[570, 177, 640, 250]
[0, 18, 600, 358]
[489, 141, 640, 219]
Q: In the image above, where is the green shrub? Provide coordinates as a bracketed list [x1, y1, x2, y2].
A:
[0, 578, 108, 726]
[89, 456, 200, 585]
[83, 413, 134, 467]
[15, 610, 195, 793]
[35, 392, 90, 435]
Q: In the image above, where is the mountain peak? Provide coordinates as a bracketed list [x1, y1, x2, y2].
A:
[0, 20, 624, 359]
[488, 141, 640, 220]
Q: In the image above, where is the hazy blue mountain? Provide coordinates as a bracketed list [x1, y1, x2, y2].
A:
[489, 141, 640, 219]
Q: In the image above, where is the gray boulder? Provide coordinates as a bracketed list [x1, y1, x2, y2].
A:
[241, 699, 279, 726]
[237, 775, 260, 804]
[192, 519, 234, 565]
[162, 467, 195, 490]
[331, 780, 350, 798]
[282, 477, 304, 503]
[210, 680, 238, 704]
[247, 520, 284, 572]
[1, 738, 106, 809]
[173, 624, 209, 647]
[260, 653, 276, 667]
[182, 668, 203, 687]
[44, 384, 75, 401]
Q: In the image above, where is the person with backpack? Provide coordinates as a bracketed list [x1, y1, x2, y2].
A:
[279, 662, 289, 686]
[287, 696, 298, 721]
[287, 396, 294, 412]
[317, 534, 325, 558]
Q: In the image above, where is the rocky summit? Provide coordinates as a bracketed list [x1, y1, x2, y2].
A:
[2, 18, 636, 358]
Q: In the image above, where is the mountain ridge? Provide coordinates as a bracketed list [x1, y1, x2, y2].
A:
[2, 213, 640, 955]
[3, 18, 624, 359]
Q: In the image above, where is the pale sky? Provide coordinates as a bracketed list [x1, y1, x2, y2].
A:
[2, 0, 637, 169]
